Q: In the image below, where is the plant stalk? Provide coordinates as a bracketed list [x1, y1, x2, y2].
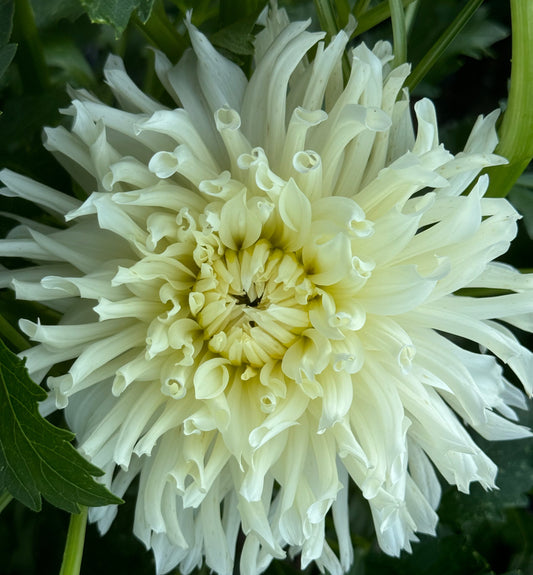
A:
[389, 0, 407, 66]
[134, 0, 187, 63]
[59, 506, 88, 575]
[0, 315, 30, 352]
[13, 0, 49, 92]
[486, 0, 533, 197]
[353, 0, 417, 37]
[0, 491, 13, 514]
[405, 0, 484, 92]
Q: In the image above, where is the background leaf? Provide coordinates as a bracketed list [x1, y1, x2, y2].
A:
[450, 9, 507, 59]
[0, 43, 16, 80]
[0, 0, 14, 45]
[80, 0, 155, 35]
[365, 533, 491, 575]
[0, 0, 16, 82]
[211, 11, 266, 57]
[30, 0, 84, 29]
[0, 339, 122, 513]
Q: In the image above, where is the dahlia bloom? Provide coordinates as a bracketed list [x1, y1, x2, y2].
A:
[1, 6, 532, 575]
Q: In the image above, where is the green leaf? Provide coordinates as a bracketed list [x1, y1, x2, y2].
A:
[448, 8, 508, 60]
[80, 0, 155, 36]
[0, 42, 16, 79]
[365, 533, 490, 575]
[211, 12, 264, 56]
[0, 338, 122, 513]
[44, 36, 96, 88]
[0, 0, 14, 45]
[219, 0, 266, 28]
[30, 0, 84, 29]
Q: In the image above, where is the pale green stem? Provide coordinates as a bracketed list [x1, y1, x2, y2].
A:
[314, 0, 351, 81]
[134, 0, 186, 62]
[0, 314, 30, 352]
[0, 491, 13, 514]
[405, 0, 420, 37]
[389, 0, 407, 66]
[353, 0, 371, 19]
[314, 0, 339, 39]
[59, 507, 88, 575]
[335, 0, 351, 28]
[13, 0, 48, 92]
[486, 0, 533, 197]
[405, 0, 484, 92]
[353, 0, 417, 38]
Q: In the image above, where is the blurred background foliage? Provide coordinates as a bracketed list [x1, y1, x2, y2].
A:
[0, 0, 532, 574]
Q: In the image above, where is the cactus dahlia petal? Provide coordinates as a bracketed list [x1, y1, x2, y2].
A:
[1, 7, 532, 575]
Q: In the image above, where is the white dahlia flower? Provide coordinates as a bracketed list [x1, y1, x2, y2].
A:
[1, 7, 532, 575]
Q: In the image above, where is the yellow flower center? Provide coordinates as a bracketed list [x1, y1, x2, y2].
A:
[191, 238, 315, 367]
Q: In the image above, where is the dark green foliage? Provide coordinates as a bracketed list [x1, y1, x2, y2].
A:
[211, 9, 267, 56]
[80, 0, 155, 35]
[30, 0, 84, 28]
[0, 0, 16, 82]
[0, 339, 122, 513]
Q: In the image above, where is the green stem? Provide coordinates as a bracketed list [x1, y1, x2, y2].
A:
[0, 315, 30, 352]
[405, 0, 420, 38]
[486, 0, 533, 197]
[353, 0, 371, 19]
[0, 490, 13, 514]
[389, 0, 407, 66]
[134, 0, 187, 63]
[314, 0, 339, 39]
[13, 0, 48, 92]
[405, 0, 484, 92]
[314, 0, 351, 81]
[353, 0, 417, 38]
[59, 507, 88, 575]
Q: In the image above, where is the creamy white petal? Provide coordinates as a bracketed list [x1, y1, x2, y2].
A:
[185, 17, 247, 114]
[104, 54, 166, 114]
[0, 169, 81, 215]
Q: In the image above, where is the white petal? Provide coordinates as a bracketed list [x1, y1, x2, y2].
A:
[357, 264, 436, 315]
[0, 169, 81, 215]
[104, 54, 166, 114]
[139, 109, 219, 172]
[163, 49, 225, 164]
[193, 358, 231, 399]
[248, 385, 309, 449]
[114, 384, 167, 469]
[185, 17, 248, 114]
[241, 20, 317, 151]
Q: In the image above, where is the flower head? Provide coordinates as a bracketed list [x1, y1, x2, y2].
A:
[1, 6, 532, 575]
